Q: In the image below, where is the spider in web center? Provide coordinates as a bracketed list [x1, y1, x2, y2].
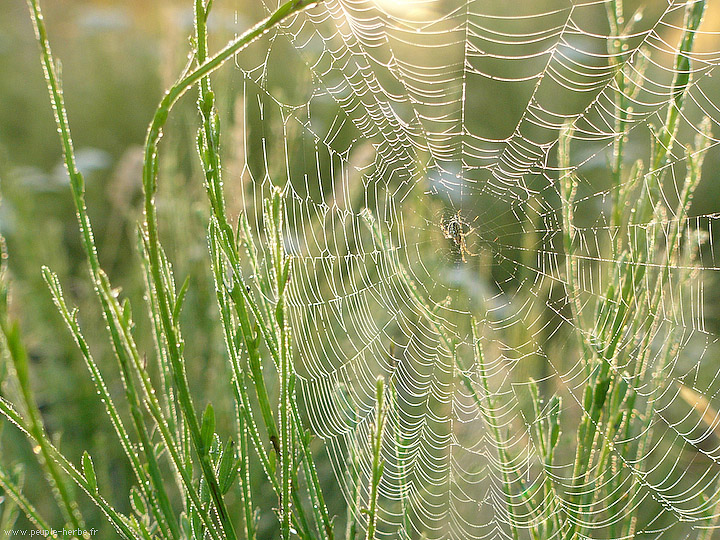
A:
[441, 210, 477, 263]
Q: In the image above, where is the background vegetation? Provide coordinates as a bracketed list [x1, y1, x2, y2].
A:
[3, 0, 720, 539]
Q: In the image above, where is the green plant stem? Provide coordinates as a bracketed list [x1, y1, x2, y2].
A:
[457, 324, 520, 540]
[620, 5, 707, 534]
[0, 466, 22, 539]
[606, 0, 629, 236]
[389, 383, 412, 540]
[564, 264, 634, 539]
[238, 214, 281, 341]
[238, 415, 256, 540]
[23, 1, 197, 538]
[140, 4, 318, 539]
[0, 397, 138, 540]
[43, 269, 177, 540]
[655, 0, 706, 171]
[213, 218, 324, 540]
[135, 237, 224, 540]
[192, 3, 252, 536]
[0, 465, 57, 540]
[633, 0, 706, 230]
[229, 284, 280, 453]
[215, 224, 320, 538]
[209, 224, 315, 539]
[263, 192, 294, 540]
[291, 400, 334, 540]
[345, 430, 362, 540]
[365, 377, 388, 540]
[191, 1, 329, 535]
[208, 251, 260, 539]
[194, 0, 229, 226]
[0, 317, 84, 538]
[140, 236, 181, 445]
[47, 260, 221, 540]
[0, 324, 85, 530]
[558, 123, 593, 371]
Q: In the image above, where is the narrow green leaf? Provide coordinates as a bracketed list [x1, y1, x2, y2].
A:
[593, 378, 611, 412]
[173, 275, 191, 323]
[548, 397, 561, 451]
[129, 486, 146, 516]
[180, 512, 191, 539]
[81, 452, 97, 494]
[201, 404, 215, 454]
[217, 440, 238, 495]
[121, 298, 132, 328]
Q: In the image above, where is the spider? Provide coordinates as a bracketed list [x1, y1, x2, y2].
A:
[441, 211, 476, 263]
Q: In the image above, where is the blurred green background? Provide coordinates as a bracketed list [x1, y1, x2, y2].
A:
[3, 1, 720, 538]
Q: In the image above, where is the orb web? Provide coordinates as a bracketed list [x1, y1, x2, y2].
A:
[227, 0, 720, 538]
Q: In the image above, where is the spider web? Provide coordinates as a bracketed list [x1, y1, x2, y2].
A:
[226, 0, 720, 538]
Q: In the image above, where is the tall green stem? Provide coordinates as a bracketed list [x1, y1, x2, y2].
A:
[140, 3, 318, 539]
[365, 377, 388, 540]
